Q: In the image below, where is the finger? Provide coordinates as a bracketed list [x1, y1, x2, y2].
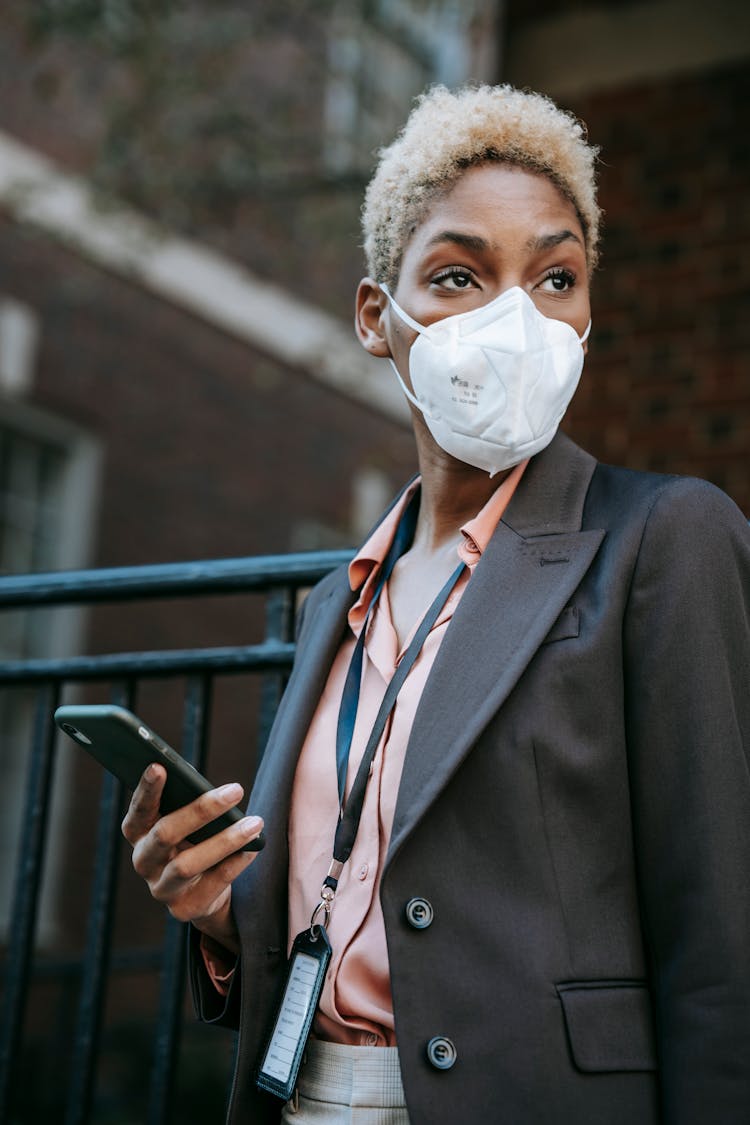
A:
[131, 783, 246, 880]
[121, 763, 167, 845]
[161, 848, 258, 923]
[151, 814, 263, 896]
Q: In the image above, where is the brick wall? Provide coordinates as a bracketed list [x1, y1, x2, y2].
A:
[563, 62, 750, 515]
[2, 221, 416, 557]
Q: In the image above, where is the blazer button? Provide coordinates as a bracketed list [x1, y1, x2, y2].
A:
[426, 1036, 457, 1070]
[405, 897, 434, 929]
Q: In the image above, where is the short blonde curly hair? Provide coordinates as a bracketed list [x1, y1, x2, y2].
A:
[362, 84, 601, 285]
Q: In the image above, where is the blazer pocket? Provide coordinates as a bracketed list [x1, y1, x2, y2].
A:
[556, 981, 658, 1073]
[542, 604, 579, 645]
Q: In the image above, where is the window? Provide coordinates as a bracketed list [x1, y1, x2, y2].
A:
[0, 396, 101, 943]
[0, 424, 68, 658]
[324, 0, 501, 175]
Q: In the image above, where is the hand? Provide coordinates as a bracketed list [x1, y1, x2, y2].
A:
[121, 763, 263, 955]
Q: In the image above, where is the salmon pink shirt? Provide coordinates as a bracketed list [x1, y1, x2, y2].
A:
[202, 463, 526, 1044]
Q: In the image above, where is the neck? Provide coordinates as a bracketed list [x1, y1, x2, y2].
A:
[412, 436, 509, 551]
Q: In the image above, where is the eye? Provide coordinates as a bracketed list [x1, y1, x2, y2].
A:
[538, 268, 576, 293]
[430, 267, 477, 290]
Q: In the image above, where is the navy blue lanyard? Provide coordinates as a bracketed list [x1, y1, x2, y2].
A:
[334, 491, 419, 808]
[327, 493, 465, 892]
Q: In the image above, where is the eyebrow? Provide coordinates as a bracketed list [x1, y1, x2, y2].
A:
[423, 228, 583, 256]
[424, 230, 490, 254]
[526, 229, 583, 253]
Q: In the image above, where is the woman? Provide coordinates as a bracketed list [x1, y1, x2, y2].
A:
[123, 85, 750, 1124]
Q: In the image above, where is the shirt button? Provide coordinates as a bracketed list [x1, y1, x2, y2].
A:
[405, 897, 434, 929]
[426, 1036, 457, 1070]
[358, 864, 369, 881]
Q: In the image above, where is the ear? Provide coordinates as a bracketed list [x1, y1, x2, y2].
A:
[355, 278, 391, 358]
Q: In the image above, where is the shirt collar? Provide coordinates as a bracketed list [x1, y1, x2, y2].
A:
[348, 460, 529, 623]
[458, 459, 528, 565]
[348, 480, 420, 627]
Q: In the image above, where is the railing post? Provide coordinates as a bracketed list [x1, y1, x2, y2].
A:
[147, 674, 212, 1125]
[0, 684, 60, 1122]
[64, 682, 132, 1125]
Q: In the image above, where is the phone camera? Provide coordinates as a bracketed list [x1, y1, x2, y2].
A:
[60, 723, 92, 745]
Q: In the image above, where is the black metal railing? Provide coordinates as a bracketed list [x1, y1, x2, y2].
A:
[0, 550, 351, 1125]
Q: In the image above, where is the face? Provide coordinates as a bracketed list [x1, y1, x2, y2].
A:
[357, 162, 591, 392]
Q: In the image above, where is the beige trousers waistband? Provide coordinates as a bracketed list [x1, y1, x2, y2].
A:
[280, 1039, 410, 1124]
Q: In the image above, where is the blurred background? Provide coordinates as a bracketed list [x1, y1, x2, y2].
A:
[1, 1, 748, 1121]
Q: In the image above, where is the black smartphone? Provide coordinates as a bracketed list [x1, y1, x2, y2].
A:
[54, 703, 264, 852]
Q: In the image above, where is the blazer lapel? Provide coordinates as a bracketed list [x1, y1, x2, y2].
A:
[250, 577, 354, 827]
[389, 434, 605, 859]
[235, 572, 356, 948]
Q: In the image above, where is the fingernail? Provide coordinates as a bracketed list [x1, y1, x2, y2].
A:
[241, 816, 263, 832]
[218, 783, 243, 800]
[145, 764, 158, 781]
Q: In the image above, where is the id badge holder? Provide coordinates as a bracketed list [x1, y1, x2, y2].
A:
[256, 925, 332, 1102]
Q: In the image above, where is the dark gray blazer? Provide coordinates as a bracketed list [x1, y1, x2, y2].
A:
[191, 433, 750, 1125]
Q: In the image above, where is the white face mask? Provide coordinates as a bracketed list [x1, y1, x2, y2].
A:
[382, 284, 591, 477]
